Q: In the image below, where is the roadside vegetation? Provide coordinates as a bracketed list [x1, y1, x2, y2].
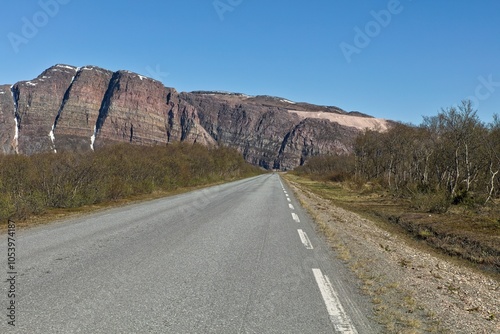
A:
[293, 101, 500, 275]
[0, 143, 262, 224]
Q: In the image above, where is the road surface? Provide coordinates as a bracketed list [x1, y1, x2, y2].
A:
[1, 174, 378, 333]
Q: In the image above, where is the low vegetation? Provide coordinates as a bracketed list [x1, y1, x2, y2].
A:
[293, 102, 500, 275]
[0, 143, 262, 223]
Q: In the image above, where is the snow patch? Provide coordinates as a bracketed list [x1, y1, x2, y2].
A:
[13, 118, 19, 152]
[49, 123, 58, 153]
[69, 67, 81, 85]
[56, 64, 76, 70]
[26, 81, 37, 86]
[49, 125, 55, 143]
[11, 87, 19, 154]
[90, 125, 96, 151]
[121, 71, 151, 81]
[82, 66, 105, 74]
[280, 98, 296, 104]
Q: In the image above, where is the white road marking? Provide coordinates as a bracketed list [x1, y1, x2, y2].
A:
[287, 198, 291, 202]
[297, 229, 313, 249]
[288, 204, 294, 210]
[312, 269, 358, 334]
[292, 213, 300, 223]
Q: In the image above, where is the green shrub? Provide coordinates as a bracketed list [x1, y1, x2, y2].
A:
[0, 193, 15, 220]
[410, 191, 451, 213]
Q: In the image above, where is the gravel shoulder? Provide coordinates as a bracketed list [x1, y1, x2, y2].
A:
[285, 176, 500, 334]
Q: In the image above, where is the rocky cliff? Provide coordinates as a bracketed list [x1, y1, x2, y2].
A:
[0, 64, 389, 169]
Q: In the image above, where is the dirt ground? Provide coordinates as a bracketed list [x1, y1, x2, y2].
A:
[285, 178, 500, 334]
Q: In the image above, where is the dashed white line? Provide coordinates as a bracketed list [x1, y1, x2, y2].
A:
[287, 198, 291, 202]
[297, 229, 313, 249]
[312, 269, 358, 334]
[288, 204, 294, 210]
[291, 213, 300, 223]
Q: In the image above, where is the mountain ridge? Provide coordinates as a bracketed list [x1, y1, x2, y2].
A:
[0, 64, 390, 170]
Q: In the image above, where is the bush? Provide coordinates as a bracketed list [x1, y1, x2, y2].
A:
[452, 188, 469, 205]
[294, 155, 355, 182]
[0, 143, 262, 221]
[0, 193, 15, 220]
[410, 191, 451, 214]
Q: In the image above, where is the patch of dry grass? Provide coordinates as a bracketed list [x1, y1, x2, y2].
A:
[283, 173, 458, 333]
[284, 174, 500, 277]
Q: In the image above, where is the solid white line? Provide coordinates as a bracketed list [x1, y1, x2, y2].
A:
[312, 269, 358, 334]
[297, 229, 313, 249]
[292, 213, 300, 223]
[289, 203, 294, 210]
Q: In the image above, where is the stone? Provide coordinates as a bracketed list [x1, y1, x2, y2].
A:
[0, 64, 389, 170]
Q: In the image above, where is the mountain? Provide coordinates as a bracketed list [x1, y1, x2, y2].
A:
[0, 64, 389, 170]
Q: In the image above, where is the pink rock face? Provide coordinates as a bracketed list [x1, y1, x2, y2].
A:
[53, 66, 114, 152]
[180, 93, 359, 170]
[0, 64, 381, 169]
[13, 64, 78, 154]
[93, 71, 171, 147]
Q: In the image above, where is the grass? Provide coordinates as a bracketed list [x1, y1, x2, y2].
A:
[284, 174, 500, 277]
[283, 173, 498, 333]
[284, 174, 449, 333]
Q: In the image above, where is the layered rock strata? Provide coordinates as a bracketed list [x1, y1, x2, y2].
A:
[0, 64, 388, 169]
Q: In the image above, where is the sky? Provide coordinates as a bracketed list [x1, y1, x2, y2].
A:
[1, 0, 499, 125]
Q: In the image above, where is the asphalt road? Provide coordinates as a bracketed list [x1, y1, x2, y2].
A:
[1, 174, 378, 333]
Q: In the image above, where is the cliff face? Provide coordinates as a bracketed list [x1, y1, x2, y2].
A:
[11, 65, 78, 155]
[0, 64, 388, 169]
[52, 65, 113, 152]
[180, 93, 360, 169]
[2, 65, 215, 155]
[0, 85, 16, 154]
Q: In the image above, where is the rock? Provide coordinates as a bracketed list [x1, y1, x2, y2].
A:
[53, 66, 113, 152]
[0, 85, 16, 154]
[182, 92, 359, 169]
[13, 64, 78, 154]
[0, 64, 389, 169]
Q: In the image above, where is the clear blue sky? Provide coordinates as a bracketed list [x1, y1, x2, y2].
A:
[1, 0, 499, 125]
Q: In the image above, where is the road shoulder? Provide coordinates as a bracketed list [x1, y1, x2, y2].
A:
[284, 176, 500, 334]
